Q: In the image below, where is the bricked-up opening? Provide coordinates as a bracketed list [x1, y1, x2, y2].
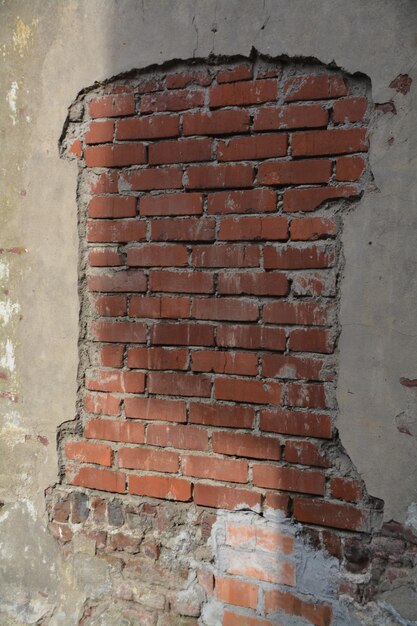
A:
[49, 57, 385, 624]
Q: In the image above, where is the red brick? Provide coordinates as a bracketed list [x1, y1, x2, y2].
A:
[335, 155, 366, 181]
[223, 610, 272, 626]
[69, 140, 83, 158]
[119, 447, 179, 473]
[84, 393, 121, 416]
[141, 89, 204, 113]
[226, 522, 294, 554]
[88, 248, 123, 267]
[209, 80, 278, 108]
[151, 217, 215, 241]
[65, 440, 113, 467]
[182, 455, 248, 484]
[129, 474, 192, 501]
[166, 70, 211, 89]
[262, 354, 330, 381]
[217, 325, 286, 351]
[85, 120, 114, 144]
[93, 295, 127, 316]
[293, 497, 370, 533]
[284, 184, 359, 212]
[333, 97, 367, 123]
[225, 547, 295, 586]
[258, 159, 332, 185]
[260, 409, 332, 439]
[120, 167, 183, 191]
[330, 477, 364, 503]
[89, 171, 118, 194]
[194, 483, 261, 510]
[192, 298, 258, 322]
[87, 220, 146, 244]
[218, 134, 287, 161]
[291, 216, 337, 241]
[292, 271, 336, 297]
[192, 350, 257, 375]
[287, 382, 328, 409]
[147, 423, 208, 451]
[136, 77, 164, 93]
[125, 396, 186, 422]
[218, 272, 289, 296]
[85, 419, 145, 444]
[189, 403, 255, 429]
[183, 109, 250, 136]
[127, 244, 188, 267]
[69, 466, 126, 493]
[91, 320, 146, 343]
[253, 104, 328, 130]
[127, 347, 188, 370]
[292, 128, 368, 156]
[192, 244, 260, 268]
[284, 74, 347, 101]
[116, 114, 180, 140]
[89, 93, 135, 118]
[186, 164, 254, 189]
[148, 372, 211, 398]
[285, 440, 330, 468]
[264, 493, 291, 514]
[208, 189, 276, 214]
[264, 589, 333, 626]
[219, 216, 288, 241]
[88, 196, 137, 218]
[85, 143, 146, 168]
[86, 369, 145, 393]
[88, 270, 146, 292]
[149, 138, 212, 164]
[130, 296, 191, 319]
[216, 577, 258, 609]
[289, 328, 334, 354]
[217, 63, 253, 83]
[264, 244, 335, 269]
[263, 301, 333, 326]
[253, 464, 325, 495]
[149, 271, 213, 294]
[151, 322, 214, 347]
[99, 345, 124, 368]
[140, 193, 202, 216]
[212, 431, 280, 460]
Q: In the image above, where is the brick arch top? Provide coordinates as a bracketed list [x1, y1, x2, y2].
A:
[59, 56, 378, 533]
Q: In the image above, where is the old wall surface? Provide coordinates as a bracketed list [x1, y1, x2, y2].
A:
[1, 1, 417, 625]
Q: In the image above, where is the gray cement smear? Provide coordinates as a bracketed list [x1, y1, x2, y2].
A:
[0, 0, 416, 623]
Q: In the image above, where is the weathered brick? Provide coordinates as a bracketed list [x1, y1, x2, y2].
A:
[226, 522, 294, 554]
[284, 184, 359, 212]
[87, 220, 146, 243]
[209, 80, 278, 107]
[189, 403, 255, 429]
[88, 248, 123, 267]
[140, 193, 202, 216]
[217, 325, 286, 351]
[146, 423, 208, 451]
[263, 301, 333, 326]
[86, 369, 145, 393]
[148, 372, 211, 397]
[151, 322, 214, 346]
[290, 216, 337, 241]
[335, 155, 366, 181]
[333, 96, 367, 123]
[264, 589, 333, 626]
[89, 93, 135, 118]
[93, 295, 127, 317]
[219, 216, 288, 241]
[182, 455, 248, 484]
[125, 397, 186, 422]
[65, 441, 113, 467]
[261, 354, 331, 381]
[69, 466, 126, 494]
[149, 271, 213, 294]
[253, 104, 328, 130]
[218, 272, 288, 296]
[183, 109, 250, 136]
[151, 217, 215, 241]
[217, 63, 253, 83]
[212, 431, 281, 459]
[194, 484, 261, 511]
[287, 382, 328, 409]
[192, 244, 260, 268]
[218, 134, 287, 161]
[149, 138, 212, 164]
[99, 345, 124, 368]
[264, 244, 335, 269]
[285, 440, 330, 468]
[292, 128, 368, 156]
[127, 244, 188, 267]
[258, 159, 332, 185]
[85, 419, 145, 444]
[192, 349, 257, 377]
[260, 409, 332, 439]
[166, 69, 211, 89]
[90, 320, 146, 343]
[116, 114, 180, 140]
[120, 167, 183, 190]
[88, 270, 147, 292]
[119, 447, 179, 473]
[289, 328, 334, 354]
[293, 497, 371, 533]
[284, 74, 347, 101]
[141, 89, 204, 113]
[330, 477, 364, 503]
[208, 189, 276, 214]
[192, 298, 259, 322]
[129, 474, 192, 501]
[253, 464, 325, 495]
[85, 143, 146, 168]
[127, 347, 188, 370]
[85, 120, 114, 144]
[130, 296, 191, 319]
[216, 577, 258, 609]
[186, 164, 254, 189]
[84, 392, 121, 416]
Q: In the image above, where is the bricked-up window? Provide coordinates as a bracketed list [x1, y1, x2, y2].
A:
[57, 59, 376, 529]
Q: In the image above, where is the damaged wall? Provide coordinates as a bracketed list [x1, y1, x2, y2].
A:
[1, 1, 417, 625]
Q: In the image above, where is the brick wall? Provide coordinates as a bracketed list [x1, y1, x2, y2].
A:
[50, 59, 385, 625]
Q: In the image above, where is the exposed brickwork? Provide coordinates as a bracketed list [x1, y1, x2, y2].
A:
[54, 58, 387, 625]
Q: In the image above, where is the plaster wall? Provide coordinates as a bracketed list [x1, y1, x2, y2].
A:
[1, 1, 417, 623]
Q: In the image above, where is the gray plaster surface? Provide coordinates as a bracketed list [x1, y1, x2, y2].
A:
[1, 0, 417, 621]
